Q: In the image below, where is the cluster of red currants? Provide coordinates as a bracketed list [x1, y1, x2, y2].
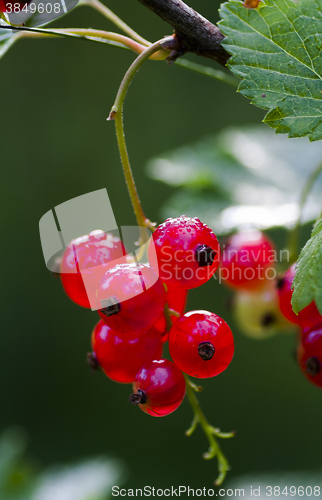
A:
[278, 265, 322, 390]
[219, 230, 322, 389]
[58, 216, 235, 417]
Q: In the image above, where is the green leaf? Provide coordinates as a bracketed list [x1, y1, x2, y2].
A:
[147, 125, 322, 235]
[292, 217, 322, 314]
[1, 0, 79, 28]
[218, 0, 322, 141]
[0, 0, 79, 60]
[0, 29, 18, 59]
[22, 0, 79, 28]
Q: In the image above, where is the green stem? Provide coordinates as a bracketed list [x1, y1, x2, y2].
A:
[160, 286, 233, 485]
[114, 112, 149, 229]
[175, 58, 239, 88]
[11, 26, 168, 59]
[15, 26, 139, 46]
[109, 38, 172, 117]
[53, 28, 146, 53]
[184, 374, 234, 486]
[80, 0, 150, 47]
[11, 25, 148, 52]
[0, 24, 91, 39]
[286, 160, 322, 263]
[108, 37, 173, 230]
[164, 304, 173, 332]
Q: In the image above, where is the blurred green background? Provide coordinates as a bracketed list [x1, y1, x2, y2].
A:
[1, 0, 322, 496]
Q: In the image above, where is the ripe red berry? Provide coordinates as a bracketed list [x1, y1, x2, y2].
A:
[277, 264, 322, 329]
[153, 313, 167, 334]
[61, 230, 126, 308]
[129, 359, 186, 416]
[297, 324, 322, 389]
[167, 285, 188, 321]
[90, 320, 163, 383]
[97, 263, 166, 334]
[169, 310, 234, 378]
[220, 230, 275, 291]
[150, 216, 220, 289]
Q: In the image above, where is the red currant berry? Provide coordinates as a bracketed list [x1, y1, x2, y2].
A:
[129, 359, 186, 416]
[169, 310, 234, 378]
[90, 320, 163, 383]
[154, 313, 167, 334]
[220, 230, 275, 291]
[97, 263, 166, 334]
[297, 324, 322, 389]
[277, 264, 322, 329]
[167, 285, 188, 322]
[61, 230, 126, 308]
[150, 216, 220, 289]
[153, 314, 169, 343]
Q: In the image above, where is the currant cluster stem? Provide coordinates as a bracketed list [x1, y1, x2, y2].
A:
[2, 8, 239, 85]
[109, 35, 236, 475]
[80, 0, 150, 46]
[108, 37, 173, 230]
[68, 9, 236, 484]
[184, 374, 234, 486]
[162, 305, 234, 485]
[10, 25, 167, 59]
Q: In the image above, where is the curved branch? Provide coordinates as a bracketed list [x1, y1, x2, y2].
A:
[136, 0, 229, 66]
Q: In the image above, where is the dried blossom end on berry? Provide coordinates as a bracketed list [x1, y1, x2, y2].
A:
[129, 389, 147, 405]
[198, 341, 215, 361]
[87, 352, 100, 374]
[305, 357, 321, 377]
[100, 297, 121, 317]
[195, 245, 216, 267]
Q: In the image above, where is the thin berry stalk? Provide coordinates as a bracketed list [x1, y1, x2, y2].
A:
[164, 303, 173, 332]
[80, 0, 151, 46]
[184, 374, 234, 486]
[108, 37, 173, 230]
[11, 26, 168, 60]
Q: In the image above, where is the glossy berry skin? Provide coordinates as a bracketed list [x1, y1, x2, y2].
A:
[169, 310, 234, 379]
[297, 325, 322, 389]
[154, 313, 167, 334]
[91, 320, 163, 384]
[277, 264, 322, 329]
[130, 359, 186, 417]
[167, 285, 188, 323]
[152, 314, 169, 343]
[150, 216, 220, 289]
[220, 230, 275, 291]
[234, 281, 295, 340]
[61, 230, 125, 308]
[97, 263, 166, 334]
[156, 285, 188, 337]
